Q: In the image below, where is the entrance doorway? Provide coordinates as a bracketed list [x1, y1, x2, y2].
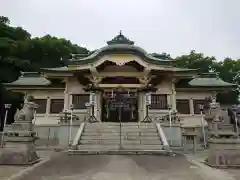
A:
[102, 90, 138, 122]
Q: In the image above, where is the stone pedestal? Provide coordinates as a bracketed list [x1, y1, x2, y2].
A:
[206, 138, 240, 168]
[182, 127, 197, 153]
[0, 122, 39, 165]
[0, 98, 39, 165]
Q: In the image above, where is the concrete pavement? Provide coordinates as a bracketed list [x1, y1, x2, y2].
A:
[15, 153, 232, 180]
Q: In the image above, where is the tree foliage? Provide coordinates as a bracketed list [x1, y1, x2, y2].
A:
[0, 16, 89, 130]
[175, 51, 240, 104]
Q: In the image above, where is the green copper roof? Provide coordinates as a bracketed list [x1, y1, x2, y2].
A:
[189, 77, 236, 87]
[4, 72, 65, 87]
[5, 76, 51, 86]
[41, 66, 69, 72]
[68, 32, 176, 66]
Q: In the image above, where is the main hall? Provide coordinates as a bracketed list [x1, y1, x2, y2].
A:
[6, 32, 235, 126]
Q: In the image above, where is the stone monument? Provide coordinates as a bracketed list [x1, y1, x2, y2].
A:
[0, 96, 39, 165]
[205, 101, 240, 168]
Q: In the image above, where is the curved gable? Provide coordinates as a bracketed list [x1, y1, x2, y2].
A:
[94, 54, 148, 69]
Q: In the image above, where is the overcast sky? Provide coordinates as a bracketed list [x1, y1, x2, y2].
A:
[1, 0, 240, 60]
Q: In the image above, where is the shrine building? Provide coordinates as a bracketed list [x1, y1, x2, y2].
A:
[5, 32, 236, 126]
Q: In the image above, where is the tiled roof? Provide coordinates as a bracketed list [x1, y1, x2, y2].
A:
[41, 66, 69, 72]
[189, 77, 236, 87]
[5, 76, 51, 86]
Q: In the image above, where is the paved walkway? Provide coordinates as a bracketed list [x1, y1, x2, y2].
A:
[13, 153, 236, 180]
[0, 150, 55, 180]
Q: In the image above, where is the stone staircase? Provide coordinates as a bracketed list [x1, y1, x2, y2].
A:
[69, 122, 169, 154]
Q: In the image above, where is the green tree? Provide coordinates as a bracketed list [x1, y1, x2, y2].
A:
[0, 16, 10, 24]
[176, 51, 240, 104]
[17, 35, 89, 68]
[0, 17, 90, 129]
[0, 17, 30, 130]
[175, 50, 217, 72]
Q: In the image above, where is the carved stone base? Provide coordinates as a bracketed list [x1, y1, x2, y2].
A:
[206, 150, 240, 168]
[0, 142, 39, 165]
[206, 138, 240, 168]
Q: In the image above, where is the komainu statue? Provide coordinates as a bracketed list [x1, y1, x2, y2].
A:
[0, 95, 39, 165]
[14, 95, 38, 123]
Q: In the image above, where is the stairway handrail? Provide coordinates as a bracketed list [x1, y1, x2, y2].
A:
[72, 123, 85, 149]
[155, 122, 170, 150]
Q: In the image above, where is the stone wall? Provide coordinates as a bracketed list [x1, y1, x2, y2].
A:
[34, 124, 81, 148]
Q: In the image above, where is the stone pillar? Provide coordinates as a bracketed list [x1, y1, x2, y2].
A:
[209, 102, 221, 122]
[63, 91, 69, 111]
[171, 91, 176, 111]
[63, 78, 69, 111]
[171, 79, 177, 111]
[143, 93, 147, 119]
[98, 92, 102, 121]
[189, 98, 194, 115]
[167, 95, 171, 107]
[95, 92, 101, 121]
[46, 97, 51, 116]
[138, 92, 144, 122]
[211, 91, 217, 104]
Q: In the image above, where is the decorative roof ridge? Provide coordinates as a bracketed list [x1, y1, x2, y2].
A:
[69, 44, 175, 63]
[149, 53, 174, 61]
[69, 53, 89, 60]
[20, 71, 41, 77]
[197, 72, 219, 78]
[107, 31, 134, 45]
[40, 67, 69, 72]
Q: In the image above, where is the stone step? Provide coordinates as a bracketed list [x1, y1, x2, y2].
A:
[124, 136, 160, 141]
[218, 124, 235, 131]
[78, 144, 119, 150]
[85, 122, 155, 125]
[80, 140, 120, 144]
[84, 128, 157, 133]
[82, 132, 159, 136]
[78, 144, 163, 150]
[80, 139, 161, 145]
[122, 145, 163, 150]
[69, 149, 169, 155]
[85, 123, 155, 128]
[85, 127, 157, 131]
[81, 135, 160, 140]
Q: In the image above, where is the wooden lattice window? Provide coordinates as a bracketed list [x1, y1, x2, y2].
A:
[193, 99, 205, 114]
[72, 94, 89, 109]
[176, 99, 190, 114]
[34, 99, 47, 113]
[150, 94, 168, 110]
[50, 99, 64, 113]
